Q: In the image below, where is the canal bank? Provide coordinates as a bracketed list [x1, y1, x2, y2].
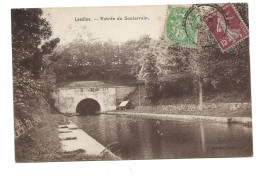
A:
[15, 111, 119, 162]
[105, 111, 252, 124]
[58, 120, 120, 160]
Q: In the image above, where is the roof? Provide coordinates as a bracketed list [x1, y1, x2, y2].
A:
[119, 101, 129, 107]
[58, 81, 111, 88]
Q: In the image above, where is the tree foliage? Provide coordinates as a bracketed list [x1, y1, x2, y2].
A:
[12, 8, 59, 120]
[47, 35, 151, 83]
[38, 3, 250, 107]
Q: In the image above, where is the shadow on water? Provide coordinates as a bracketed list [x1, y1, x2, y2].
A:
[70, 114, 253, 159]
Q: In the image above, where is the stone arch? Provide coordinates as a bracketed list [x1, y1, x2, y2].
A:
[76, 98, 101, 115]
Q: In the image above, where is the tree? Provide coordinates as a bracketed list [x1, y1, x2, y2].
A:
[47, 35, 152, 84]
[119, 35, 151, 77]
[158, 3, 250, 109]
[12, 8, 59, 120]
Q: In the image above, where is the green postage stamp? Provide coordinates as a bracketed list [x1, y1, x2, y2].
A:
[164, 5, 199, 48]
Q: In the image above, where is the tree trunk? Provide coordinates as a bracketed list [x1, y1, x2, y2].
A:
[138, 84, 141, 110]
[198, 75, 203, 111]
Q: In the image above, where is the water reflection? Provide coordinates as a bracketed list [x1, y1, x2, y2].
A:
[70, 114, 253, 159]
[200, 123, 206, 153]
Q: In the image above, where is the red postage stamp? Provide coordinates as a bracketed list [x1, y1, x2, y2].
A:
[204, 3, 249, 52]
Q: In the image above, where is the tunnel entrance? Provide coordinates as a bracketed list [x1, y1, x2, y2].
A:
[76, 98, 101, 115]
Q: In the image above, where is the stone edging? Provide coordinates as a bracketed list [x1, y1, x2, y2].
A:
[58, 120, 121, 159]
[106, 112, 252, 124]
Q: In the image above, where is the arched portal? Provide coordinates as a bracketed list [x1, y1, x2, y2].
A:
[76, 98, 101, 115]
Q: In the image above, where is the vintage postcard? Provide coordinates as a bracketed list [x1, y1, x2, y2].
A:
[12, 3, 252, 162]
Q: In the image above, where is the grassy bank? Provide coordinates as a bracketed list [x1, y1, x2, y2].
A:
[128, 88, 250, 106]
[125, 89, 251, 117]
[15, 111, 114, 162]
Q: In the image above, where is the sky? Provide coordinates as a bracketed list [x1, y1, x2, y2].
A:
[43, 5, 168, 45]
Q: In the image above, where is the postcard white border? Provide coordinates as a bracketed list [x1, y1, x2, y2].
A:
[1, 0, 260, 176]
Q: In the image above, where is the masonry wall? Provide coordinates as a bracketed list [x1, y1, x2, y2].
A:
[14, 98, 47, 138]
[52, 87, 117, 113]
[52, 85, 136, 114]
[115, 86, 136, 104]
[135, 103, 251, 112]
[14, 117, 41, 138]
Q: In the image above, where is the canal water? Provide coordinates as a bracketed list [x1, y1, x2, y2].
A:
[70, 114, 253, 159]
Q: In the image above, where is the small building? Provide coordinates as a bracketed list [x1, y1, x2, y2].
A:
[117, 100, 133, 110]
